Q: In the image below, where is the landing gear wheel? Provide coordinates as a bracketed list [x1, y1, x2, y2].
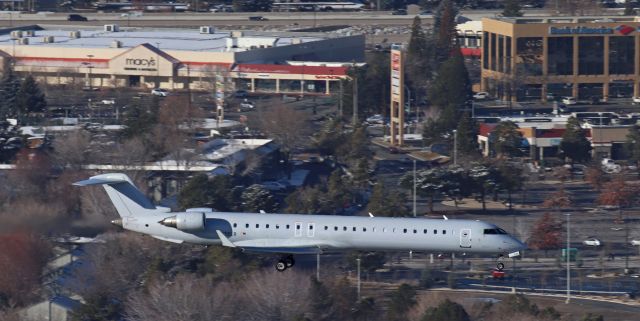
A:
[276, 260, 287, 272]
[285, 256, 295, 268]
[497, 262, 505, 271]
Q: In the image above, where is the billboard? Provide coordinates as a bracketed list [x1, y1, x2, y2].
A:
[390, 48, 404, 146]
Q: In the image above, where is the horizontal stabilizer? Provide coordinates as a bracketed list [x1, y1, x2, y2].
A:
[73, 177, 129, 186]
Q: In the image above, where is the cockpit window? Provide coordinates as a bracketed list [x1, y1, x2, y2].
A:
[484, 228, 508, 235]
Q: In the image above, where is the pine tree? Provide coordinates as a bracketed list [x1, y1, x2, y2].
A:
[241, 184, 279, 213]
[625, 125, 640, 165]
[122, 97, 159, 138]
[421, 299, 470, 321]
[433, 0, 459, 66]
[428, 54, 471, 132]
[406, 16, 432, 90]
[308, 278, 335, 321]
[0, 68, 21, 118]
[16, 75, 46, 116]
[491, 121, 522, 158]
[502, 0, 523, 17]
[560, 117, 592, 164]
[387, 283, 417, 321]
[455, 112, 478, 156]
[625, 0, 636, 15]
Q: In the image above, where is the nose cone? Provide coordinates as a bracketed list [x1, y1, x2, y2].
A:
[509, 237, 527, 252]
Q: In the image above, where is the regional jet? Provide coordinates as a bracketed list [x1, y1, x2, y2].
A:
[74, 173, 525, 271]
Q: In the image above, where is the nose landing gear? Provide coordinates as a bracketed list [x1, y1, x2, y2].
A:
[275, 255, 295, 272]
[496, 254, 505, 271]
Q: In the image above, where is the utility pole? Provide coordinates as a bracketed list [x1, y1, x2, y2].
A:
[316, 252, 321, 281]
[352, 76, 358, 126]
[565, 213, 571, 304]
[338, 80, 343, 117]
[453, 129, 458, 165]
[356, 257, 361, 300]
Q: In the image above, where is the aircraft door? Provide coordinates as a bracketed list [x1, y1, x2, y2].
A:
[295, 222, 302, 237]
[460, 229, 472, 248]
[307, 223, 315, 237]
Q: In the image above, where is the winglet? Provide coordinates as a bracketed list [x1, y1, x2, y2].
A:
[368, 212, 375, 217]
[216, 230, 236, 248]
[259, 210, 266, 214]
[443, 215, 448, 220]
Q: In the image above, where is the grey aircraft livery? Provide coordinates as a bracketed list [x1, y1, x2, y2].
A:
[74, 173, 526, 271]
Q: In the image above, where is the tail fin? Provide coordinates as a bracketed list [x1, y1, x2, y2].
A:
[74, 173, 158, 217]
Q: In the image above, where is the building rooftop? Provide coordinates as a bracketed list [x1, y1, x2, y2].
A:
[0, 27, 325, 52]
[488, 16, 640, 24]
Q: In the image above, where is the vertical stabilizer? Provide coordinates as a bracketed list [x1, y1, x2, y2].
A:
[74, 173, 157, 217]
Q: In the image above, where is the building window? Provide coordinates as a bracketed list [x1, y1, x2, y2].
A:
[609, 36, 635, 75]
[579, 36, 604, 75]
[548, 37, 573, 76]
[516, 37, 543, 76]
[483, 32, 490, 69]
[490, 33, 497, 71]
[497, 35, 504, 72]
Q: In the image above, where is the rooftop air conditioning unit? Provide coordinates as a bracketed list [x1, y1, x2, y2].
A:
[231, 31, 244, 38]
[19, 38, 29, 45]
[291, 38, 302, 45]
[70, 31, 81, 39]
[111, 40, 122, 48]
[43, 36, 55, 43]
[199, 26, 213, 34]
[104, 24, 119, 32]
[24, 30, 34, 37]
[10, 31, 22, 39]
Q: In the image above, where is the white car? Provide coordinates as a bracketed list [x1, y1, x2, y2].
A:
[631, 239, 640, 246]
[101, 98, 115, 105]
[583, 237, 601, 246]
[562, 96, 577, 105]
[633, 96, 640, 105]
[261, 181, 287, 191]
[366, 114, 384, 124]
[151, 88, 169, 97]
[473, 92, 490, 100]
[240, 101, 255, 109]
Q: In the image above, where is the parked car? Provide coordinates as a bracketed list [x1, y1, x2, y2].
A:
[473, 92, 490, 100]
[151, 88, 169, 97]
[631, 239, 640, 246]
[583, 237, 602, 246]
[546, 93, 556, 101]
[589, 95, 605, 105]
[240, 101, 255, 109]
[562, 96, 577, 105]
[633, 96, 640, 105]
[101, 98, 116, 105]
[67, 14, 88, 21]
[261, 181, 287, 191]
[366, 114, 384, 124]
[234, 90, 249, 98]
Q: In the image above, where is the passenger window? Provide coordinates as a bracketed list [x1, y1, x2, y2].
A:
[266, 224, 269, 228]
[245, 223, 249, 228]
[352, 227, 356, 232]
[233, 223, 237, 228]
[324, 226, 328, 230]
[443, 230, 446, 235]
[363, 227, 367, 232]
[433, 229, 437, 234]
[343, 226, 347, 231]
[286, 224, 290, 229]
[334, 226, 338, 231]
[403, 228, 407, 233]
[423, 229, 427, 234]
[310, 225, 313, 230]
[256, 224, 259, 228]
[296, 225, 301, 230]
[276, 224, 280, 229]
[413, 229, 417, 234]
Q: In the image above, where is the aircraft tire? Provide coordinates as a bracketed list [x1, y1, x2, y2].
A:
[497, 262, 505, 271]
[285, 256, 295, 267]
[276, 261, 287, 272]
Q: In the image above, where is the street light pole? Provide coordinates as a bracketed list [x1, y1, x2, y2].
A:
[453, 129, 458, 165]
[356, 257, 361, 300]
[565, 213, 571, 304]
[86, 54, 94, 90]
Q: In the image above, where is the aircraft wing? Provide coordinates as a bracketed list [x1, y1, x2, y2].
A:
[215, 230, 333, 254]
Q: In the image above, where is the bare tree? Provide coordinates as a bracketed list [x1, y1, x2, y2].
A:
[51, 130, 92, 170]
[548, 0, 603, 16]
[255, 103, 311, 160]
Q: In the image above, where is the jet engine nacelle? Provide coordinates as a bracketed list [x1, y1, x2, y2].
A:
[159, 213, 205, 231]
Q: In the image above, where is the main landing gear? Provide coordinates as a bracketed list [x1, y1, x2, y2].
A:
[275, 255, 295, 272]
[496, 254, 505, 271]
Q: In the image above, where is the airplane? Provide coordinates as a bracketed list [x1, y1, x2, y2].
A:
[74, 173, 526, 272]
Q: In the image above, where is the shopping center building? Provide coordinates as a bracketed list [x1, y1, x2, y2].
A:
[481, 16, 640, 102]
[0, 25, 364, 95]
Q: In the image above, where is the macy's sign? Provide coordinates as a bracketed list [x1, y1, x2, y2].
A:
[125, 57, 156, 66]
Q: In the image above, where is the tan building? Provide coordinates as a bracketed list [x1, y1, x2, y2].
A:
[481, 16, 640, 102]
[0, 25, 364, 95]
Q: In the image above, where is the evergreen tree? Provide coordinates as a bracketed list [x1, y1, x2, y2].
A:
[327, 169, 352, 212]
[433, 0, 459, 66]
[0, 68, 21, 118]
[560, 117, 592, 164]
[502, 0, 523, 17]
[420, 299, 470, 321]
[406, 16, 432, 90]
[308, 278, 335, 321]
[428, 54, 471, 133]
[241, 184, 279, 213]
[314, 118, 345, 156]
[16, 75, 46, 116]
[233, 0, 273, 11]
[455, 112, 478, 156]
[625, 125, 640, 165]
[386, 283, 417, 321]
[625, 0, 636, 15]
[178, 174, 234, 210]
[491, 121, 522, 158]
[122, 97, 159, 138]
[367, 183, 409, 217]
